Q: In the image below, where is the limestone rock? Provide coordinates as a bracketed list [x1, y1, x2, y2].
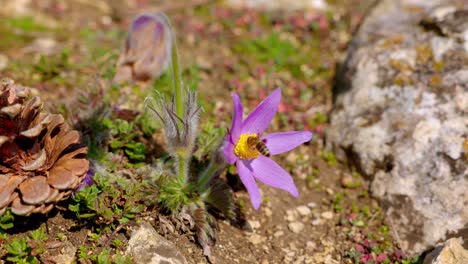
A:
[327, 0, 467, 255]
[423, 238, 468, 264]
[51, 241, 76, 264]
[125, 221, 187, 264]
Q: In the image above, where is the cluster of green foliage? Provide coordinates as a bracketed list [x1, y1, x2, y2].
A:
[104, 118, 147, 163]
[77, 246, 132, 264]
[5, 228, 47, 263]
[69, 172, 145, 229]
[234, 33, 297, 70]
[0, 209, 15, 232]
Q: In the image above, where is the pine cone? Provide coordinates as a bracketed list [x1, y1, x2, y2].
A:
[0, 78, 89, 216]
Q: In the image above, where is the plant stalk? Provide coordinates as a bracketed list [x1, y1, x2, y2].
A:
[163, 13, 187, 183]
[197, 160, 221, 191]
[168, 22, 184, 122]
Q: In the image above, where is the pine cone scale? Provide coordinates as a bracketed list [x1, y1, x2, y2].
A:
[56, 159, 89, 178]
[47, 167, 78, 190]
[48, 130, 80, 165]
[0, 175, 26, 208]
[11, 197, 35, 215]
[21, 149, 47, 171]
[1, 103, 22, 118]
[19, 176, 51, 205]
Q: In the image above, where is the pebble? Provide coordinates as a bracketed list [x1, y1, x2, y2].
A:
[341, 174, 354, 187]
[296, 205, 311, 216]
[311, 218, 322, 226]
[288, 222, 304, 234]
[307, 202, 317, 208]
[274, 230, 284, 238]
[321, 211, 334, 219]
[286, 152, 297, 163]
[286, 209, 298, 222]
[264, 207, 273, 217]
[248, 234, 265, 245]
[248, 220, 261, 230]
[306, 241, 317, 249]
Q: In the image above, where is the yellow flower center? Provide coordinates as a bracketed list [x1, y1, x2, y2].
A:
[234, 133, 260, 160]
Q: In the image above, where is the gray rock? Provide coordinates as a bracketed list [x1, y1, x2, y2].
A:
[125, 221, 187, 264]
[51, 241, 76, 264]
[423, 238, 468, 264]
[288, 222, 305, 234]
[327, 0, 467, 255]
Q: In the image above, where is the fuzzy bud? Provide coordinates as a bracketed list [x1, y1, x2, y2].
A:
[113, 13, 172, 83]
[146, 90, 200, 158]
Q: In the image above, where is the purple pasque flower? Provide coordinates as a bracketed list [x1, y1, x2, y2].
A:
[224, 88, 312, 209]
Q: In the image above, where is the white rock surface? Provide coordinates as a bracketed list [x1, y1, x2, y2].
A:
[51, 241, 76, 264]
[423, 238, 468, 264]
[125, 222, 187, 264]
[327, 0, 468, 255]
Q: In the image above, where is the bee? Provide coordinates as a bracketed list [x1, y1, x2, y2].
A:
[247, 136, 270, 157]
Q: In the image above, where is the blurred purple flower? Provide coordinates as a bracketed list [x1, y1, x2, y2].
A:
[113, 12, 172, 83]
[75, 169, 95, 192]
[223, 88, 312, 209]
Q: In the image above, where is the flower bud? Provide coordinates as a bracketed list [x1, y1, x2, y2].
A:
[114, 13, 172, 83]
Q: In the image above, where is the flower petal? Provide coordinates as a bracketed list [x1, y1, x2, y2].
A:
[241, 88, 281, 134]
[250, 156, 298, 197]
[132, 15, 153, 31]
[263, 131, 312, 155]
[230, 93, 243, 143]
[223, 140, 237, 164]
[237, 160, 262, 210]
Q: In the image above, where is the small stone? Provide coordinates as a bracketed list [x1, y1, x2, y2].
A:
[307, 202, 317, 208]
[306, 241, 316, 249]
[264, 207, 273, 217]
[51, 241, 76, 264]
[286, 209, 298, 222]
[311, 218, 322, 226]
[286, 152, 297, 163]
[296, 205, 311, 216]
[288, 222, 304, 234]
[248, 234, 266, 245]
[248, 220, 261, 230]
[274, 230, 284, 238]
[321, 211, 333, 219]
[341, 174, 353, 187]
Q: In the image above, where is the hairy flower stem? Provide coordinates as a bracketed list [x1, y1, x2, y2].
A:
[197, 160, 224, 192]
[163, 16, 184, 124]
[162, 14, 188, 184]
[176, 152, 189, 185]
